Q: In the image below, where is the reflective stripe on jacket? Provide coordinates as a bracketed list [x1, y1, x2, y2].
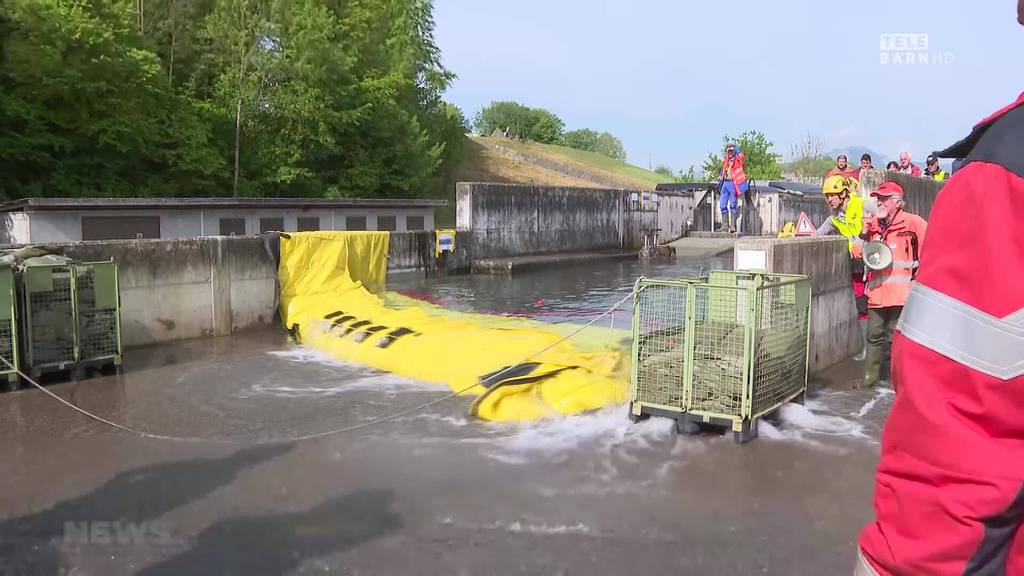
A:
[850, 209, 927, 308]
[858, 91, 1024, 576]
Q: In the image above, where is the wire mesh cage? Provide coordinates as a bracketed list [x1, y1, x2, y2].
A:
[630, 280, 690, 412]
[0, 267, 19, 386]
[17, 260, 122, 377]
[630, 271, 811, 442]
[75, 262, 122, 364]
[22, 264, 77, 370]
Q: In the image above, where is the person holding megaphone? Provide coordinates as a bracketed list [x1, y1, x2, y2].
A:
[850, 181, 927, 388]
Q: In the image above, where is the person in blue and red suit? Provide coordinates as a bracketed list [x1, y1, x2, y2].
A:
[718, 143, 748, 233]
[855, 3, 1024, 574]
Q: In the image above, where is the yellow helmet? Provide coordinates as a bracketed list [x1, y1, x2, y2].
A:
[823, 174, 858, 196]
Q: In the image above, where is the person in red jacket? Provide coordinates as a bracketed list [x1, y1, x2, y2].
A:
[827, 153, 857, 179]
[850, 182, 927, 388]
[856, 7, 1024, 569]
[719, 144, 748, 233]
[896, 151, 922, 177]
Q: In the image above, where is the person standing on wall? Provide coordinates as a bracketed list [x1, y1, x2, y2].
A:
[923, 154, 949, 181]
[856, 4, 1024, 572]
[849, 181, 927, 389]
[719, 143, 748, 234]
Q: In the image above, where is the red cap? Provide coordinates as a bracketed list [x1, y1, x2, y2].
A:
[871, 181, 904, 199]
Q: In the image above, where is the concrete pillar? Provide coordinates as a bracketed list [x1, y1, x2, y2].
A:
[210, 236, 233, 337]
[734, 236, 861, 373]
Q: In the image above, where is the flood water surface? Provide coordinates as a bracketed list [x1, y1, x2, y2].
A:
[0, 256, 889, 575]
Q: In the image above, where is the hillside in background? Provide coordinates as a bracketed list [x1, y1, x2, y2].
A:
[454, 136, 668, 189]
[827, 147, 889, 168]
[434, 136, 671, 226]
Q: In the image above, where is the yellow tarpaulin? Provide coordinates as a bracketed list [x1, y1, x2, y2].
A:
[277, 231, 630, 421]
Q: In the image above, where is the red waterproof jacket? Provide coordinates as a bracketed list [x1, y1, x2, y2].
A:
[858, 92, 1024, 574]
[720, 151, 747, 193]
[850, 210, 927, 309]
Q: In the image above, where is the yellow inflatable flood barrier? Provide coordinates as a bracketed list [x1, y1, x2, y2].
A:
[277, 231, 631, 422]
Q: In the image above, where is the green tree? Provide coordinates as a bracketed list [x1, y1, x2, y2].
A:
[0, 0, 222, 198]
[563, 128, 599, 151]
[784, 132, 832, 181]
[654, 164, 675, 179]
[677, 165, 701, 183]
[473, 101, 533, 138]
[473, 101, 564, 144]
[195, 0, 272, 197]
[528, 108, 564, 144]
[701, 130, 783, 181]
[1, 0, 461, 201]
[594, 131, 626, 161]
[562, 128, 626, 161]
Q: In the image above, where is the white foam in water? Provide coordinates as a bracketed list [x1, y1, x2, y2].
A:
[266, 347, 350, 368]
[412, 414, 471, 427]
[484, 404, 676, 464]
[758, 393, 869, 444]
[856, 387, 895, 417]
[440, 516, 594, 536]
[249, 348, 440, 397]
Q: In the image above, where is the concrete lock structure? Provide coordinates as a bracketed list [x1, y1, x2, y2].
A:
[44, 232, 471, 348]
[4, 173, 942, 365]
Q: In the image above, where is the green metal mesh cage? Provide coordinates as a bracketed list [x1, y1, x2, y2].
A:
[0, 268, 18, 378]
[23, 265, 77, 368]
[75, 262, 122, 363]
[19, 260, 122, 374]
[630, 271, 811, 426]
[631, 281, 690, 411]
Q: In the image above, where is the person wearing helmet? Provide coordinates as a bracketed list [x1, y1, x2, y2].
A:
[815, 174, 869, 352]
[814, 174, 864, 241]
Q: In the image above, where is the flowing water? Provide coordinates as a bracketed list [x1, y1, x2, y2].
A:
[0, 255, 890, 575]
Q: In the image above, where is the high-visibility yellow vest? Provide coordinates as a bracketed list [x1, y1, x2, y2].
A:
[830, 195, 864, 247]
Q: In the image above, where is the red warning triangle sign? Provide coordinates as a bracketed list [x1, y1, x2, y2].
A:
[795, 212, 816, 236]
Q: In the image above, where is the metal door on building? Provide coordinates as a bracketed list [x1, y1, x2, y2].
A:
[81, 216, 161, 240]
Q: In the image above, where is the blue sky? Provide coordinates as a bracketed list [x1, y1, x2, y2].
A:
[434, 1, 1024, 172]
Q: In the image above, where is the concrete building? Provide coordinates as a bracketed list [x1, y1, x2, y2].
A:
[0, 197, 444, 244]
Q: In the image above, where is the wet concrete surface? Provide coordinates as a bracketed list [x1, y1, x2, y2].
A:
[0, 257, 891, 575]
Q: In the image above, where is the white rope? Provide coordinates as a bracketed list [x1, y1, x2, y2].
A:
[6, 286, 642, 444]
[0, 356, 214, 443]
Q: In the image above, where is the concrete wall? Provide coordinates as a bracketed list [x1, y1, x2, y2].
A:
[1, 208, 436, 244]
[734, 236, 861, 373]
[689, 189, 830, 237]
[656, 192, 695, 242]
[387, 230, 472, 274]
[456, 182, 689, 258]
[741, 192, 831, 237]
[34, 231, 464, 348]
[58, 237, 276, 347]
[859, 169, 943, 218]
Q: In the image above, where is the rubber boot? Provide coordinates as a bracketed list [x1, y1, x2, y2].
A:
[727, 213, 736, 234]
